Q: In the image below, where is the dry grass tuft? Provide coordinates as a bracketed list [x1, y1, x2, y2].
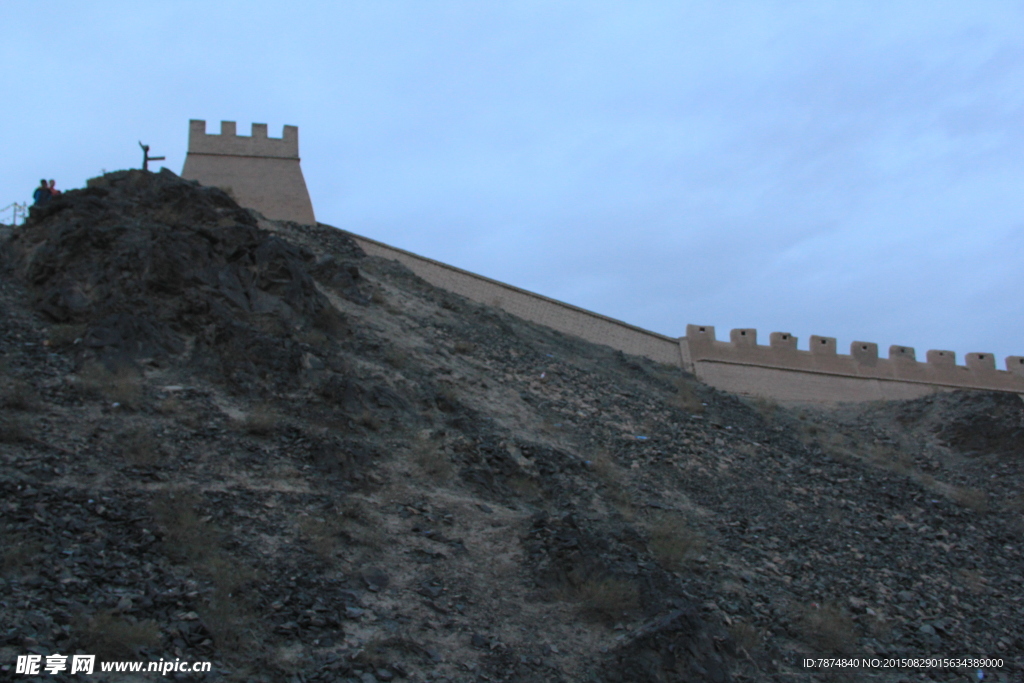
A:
[0, 415, 29, 444]
[798, 602, 857, 654]
[508, 474, 544, 501]
[751, 397, 779, 423]
[296, 326, 331, 350]
[77, 362, 144, 409]
[73, 610, 161, 659]
[453, 340, 476, 354]
[0, 379, 39, 410]
[412, 433, 454, 483]
[356, 409, 383, 431]
[729, 620, 761, 652]
[155, 396, 184, 415]
[298, 515, 343, 559]
[238, 404, 281, 435]
[573, 577, 640, 624]
[151, 490, 217, 563]
[673, 377, 705, 413]
[47, 323, 87, 349]
[384, 347, 409, 369]
[647, 513, 706, 571]
[119, 426, 160, 466]
[150, 489, 260, 653]
[1, 533, 43, 575]
[950, 486, 989, 512]
[588, 449, 622, 485]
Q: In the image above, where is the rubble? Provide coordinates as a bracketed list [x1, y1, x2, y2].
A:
[0, 169, 1021, 682]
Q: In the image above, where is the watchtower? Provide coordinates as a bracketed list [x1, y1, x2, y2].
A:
[181, 120, 315, 224]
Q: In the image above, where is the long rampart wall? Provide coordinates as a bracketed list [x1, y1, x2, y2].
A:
[345, 230, 1024, 403]
[346, 232, 687, 368]
[686, 325, 1024, 402]
[182, 120, 315, 225]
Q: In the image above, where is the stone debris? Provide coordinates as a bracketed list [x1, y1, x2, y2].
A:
[0, 169, 1020, 682]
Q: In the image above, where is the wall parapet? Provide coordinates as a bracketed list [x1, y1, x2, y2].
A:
[186, 120, 300, 159]
[686, 325, 1024, 394]
[344, 231, 688, 368]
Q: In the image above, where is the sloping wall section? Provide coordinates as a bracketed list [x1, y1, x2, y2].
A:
[345, 231, 1024, 403]
[173, 115, 1020, 403]
[182, 120, 315, 224]
[348, 232, 688, 368]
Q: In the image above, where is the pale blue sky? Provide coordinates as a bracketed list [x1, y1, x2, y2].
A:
[5, 2, 1024, 365]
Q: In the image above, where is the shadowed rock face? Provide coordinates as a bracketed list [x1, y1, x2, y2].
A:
[0, 170, 1022, 682]
[6, 169, 351, 390]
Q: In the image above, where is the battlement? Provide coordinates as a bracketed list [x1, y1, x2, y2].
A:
[186, 120, 300, 159]
[181, 119, 314, 224]
[686, 325, 1024, 399]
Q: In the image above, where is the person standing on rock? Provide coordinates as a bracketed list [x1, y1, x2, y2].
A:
[32, 179, 52, 207]
[48, 180, 61, 198]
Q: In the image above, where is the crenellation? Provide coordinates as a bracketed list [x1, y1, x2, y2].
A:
[927, 349, 956, 366]
[731, 328, 757, 346]
[851, 341, 878, 365]
[965, 352, 996, 372]
[769, 332, 797, 350]
[810, 335, 837, 355]
[687, 325, 717, 345]
[678, 324, 1024, 401]
[186, 120, 300, 159]
[889, 345, 916, 362]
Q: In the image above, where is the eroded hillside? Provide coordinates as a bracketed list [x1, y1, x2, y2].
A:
[0, 170, 1021, 682]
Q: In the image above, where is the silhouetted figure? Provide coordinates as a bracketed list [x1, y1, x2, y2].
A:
[48, 180, 61, 197]
[32, 179, 51, 207]
[139, 141, 165, 171]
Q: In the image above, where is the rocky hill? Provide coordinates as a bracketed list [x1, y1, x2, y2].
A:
[0, 170, 1021, 682]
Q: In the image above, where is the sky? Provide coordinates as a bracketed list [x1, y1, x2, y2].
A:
[5, 2, 1024, 366]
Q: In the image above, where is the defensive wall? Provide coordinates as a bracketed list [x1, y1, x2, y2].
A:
[174, 117, 1024, 403]
[686, 326, 1024, 403]
[347, 232, 689, 368]
[181, 120, 315, 225]
[344, 231, 1024, 404]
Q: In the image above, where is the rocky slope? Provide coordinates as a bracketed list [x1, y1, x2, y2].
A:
[0, 170, 1021, 682]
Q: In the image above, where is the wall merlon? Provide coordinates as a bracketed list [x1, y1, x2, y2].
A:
[770, 332, 797, 350]
[686, 325, 718, 347]
[889, 345, 916, 362]
[1007, 357, 1024, 376]
[851, 341, 878, 365]
[731, 329, 757, 346]
[927, 349, 956, 366]
[810, 335, 837, 355]
[965, 352, 996, 372]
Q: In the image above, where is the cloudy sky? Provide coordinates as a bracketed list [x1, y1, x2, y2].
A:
[5, 2, 1024, 365]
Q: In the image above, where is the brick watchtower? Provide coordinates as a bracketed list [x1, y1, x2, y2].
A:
[181, 120, 315, 224]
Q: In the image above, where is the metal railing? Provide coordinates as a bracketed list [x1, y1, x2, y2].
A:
[1, 202, 28, 226]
